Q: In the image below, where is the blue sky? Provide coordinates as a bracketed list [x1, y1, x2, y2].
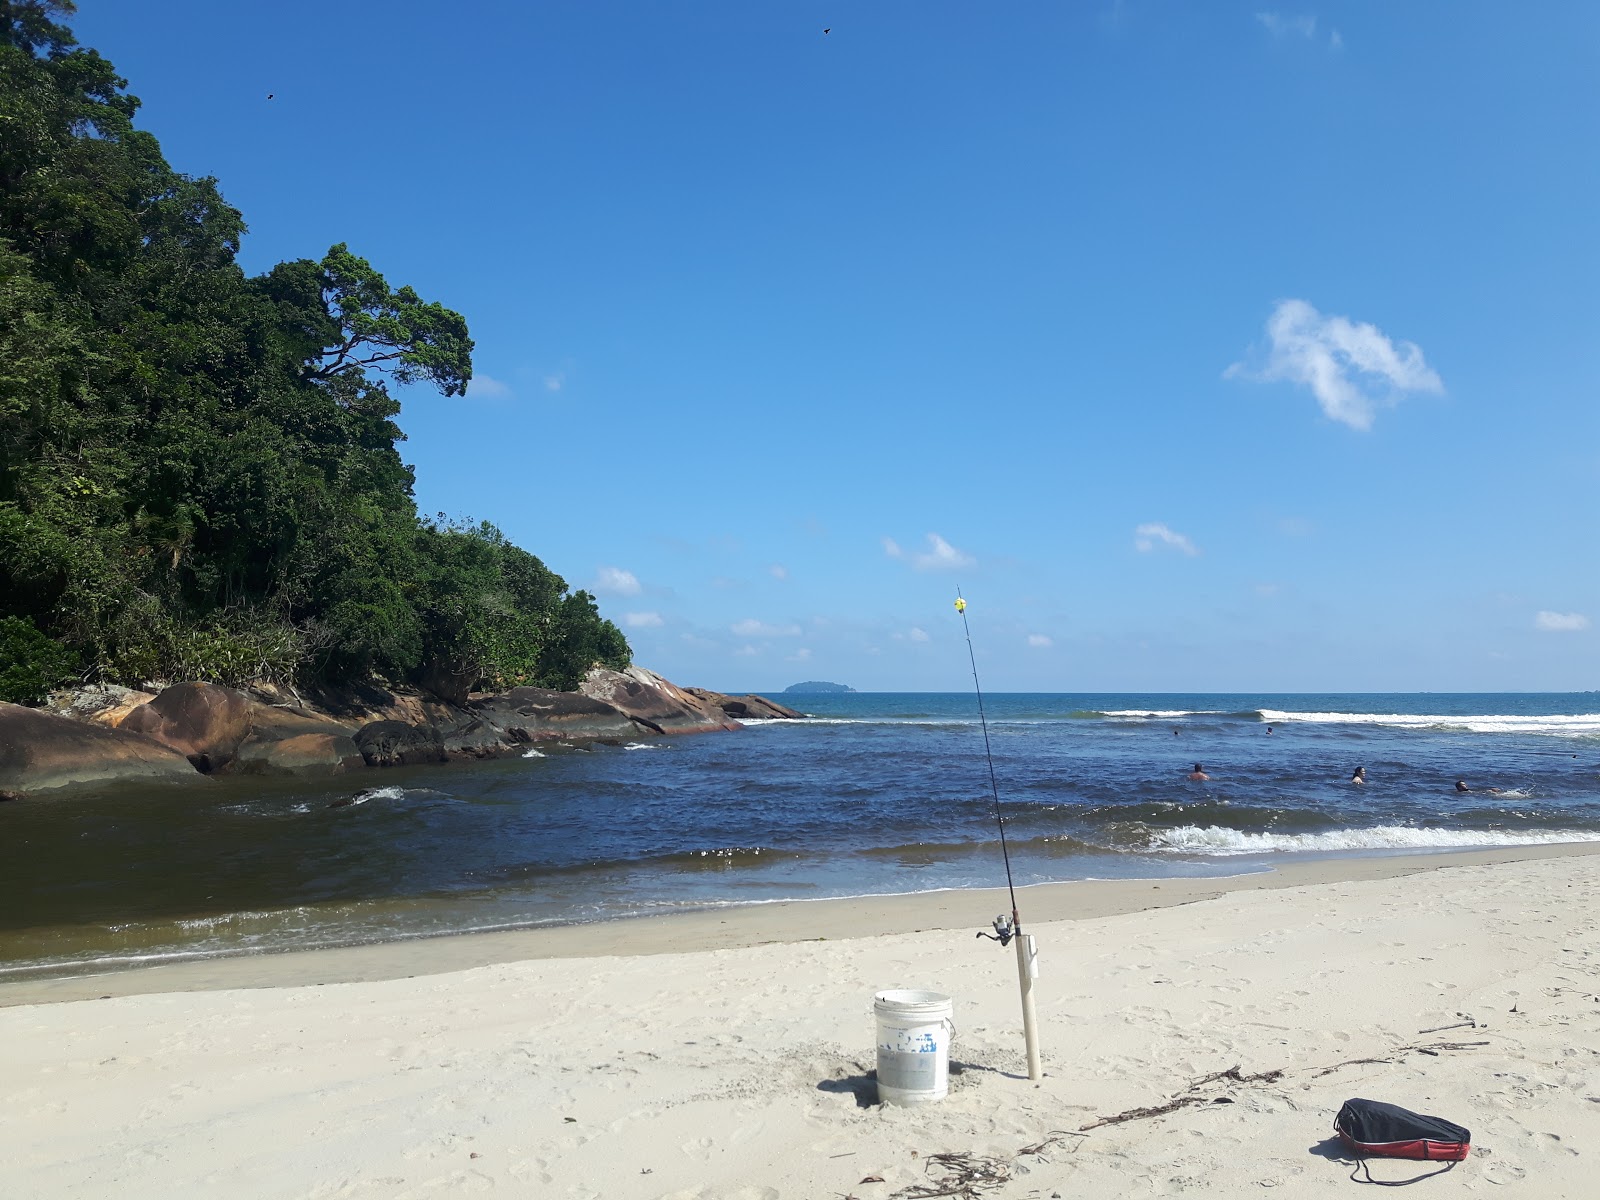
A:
[73, 1, 1597, 692]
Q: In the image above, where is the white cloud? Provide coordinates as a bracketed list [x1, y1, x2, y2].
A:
[623, 611, 663, 628]
[1256, 12, 1317, 38]
[769, 564, 789, 580]
[593, 566, 641, 596]
[731, 618, 803, 638]
[1134, 522, 1200, 556]
[885, 533, 975, 570]
[785, 648, 812, 662]
[468, 373, 512, 398]
[1227, 299, 1443, 431]
[1535, 611, 1590, 633]
[543, 372, 565, 392]
[1027, 634, 1053, 648]
[908, 627, 930, 643]
[1330, 28, 1343, 50]
[733, 644, 759, 657]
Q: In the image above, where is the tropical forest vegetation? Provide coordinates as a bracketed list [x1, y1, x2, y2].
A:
[0, 1, 629, 704]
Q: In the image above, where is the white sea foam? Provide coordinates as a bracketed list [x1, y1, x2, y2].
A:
[623, 742, 667, 750]
[1257, 710, 1600, 736]
[521, 748, 545, 758]
[1150, 824, 1600, 855]
[347, 786, 406, 806]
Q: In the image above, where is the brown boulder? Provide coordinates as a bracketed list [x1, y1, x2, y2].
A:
[233, 732, 363, 777]
[0, 702, 203, 796]
[684, 687, 805, 721]
[353, 720, 448, 767]
[471, 688, 641, 743]
[120, 682, 253, 773]
[227, 704, 363, 777]
[580, 667, 741, 735]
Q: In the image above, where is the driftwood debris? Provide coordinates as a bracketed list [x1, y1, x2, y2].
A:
[1083, 1039, 1493, 1131]
[884, 1133, 1084, 1200]
[889, 1151, 1012, 1199]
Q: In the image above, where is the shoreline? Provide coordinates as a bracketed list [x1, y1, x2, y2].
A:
[4, 844, 1595, 1196]
[6, 839, 1597, 1008]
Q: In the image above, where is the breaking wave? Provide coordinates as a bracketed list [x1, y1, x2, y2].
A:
[1258, 711, 1600, 737]
[1148, 824, 1600, 855]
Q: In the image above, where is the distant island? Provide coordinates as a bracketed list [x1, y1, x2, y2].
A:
[784, 681, 855, 694]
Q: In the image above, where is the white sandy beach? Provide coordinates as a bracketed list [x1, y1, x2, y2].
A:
[2, 845, 1596, 1198]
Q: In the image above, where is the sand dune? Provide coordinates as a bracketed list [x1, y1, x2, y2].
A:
[2, 846, 1596, 1198]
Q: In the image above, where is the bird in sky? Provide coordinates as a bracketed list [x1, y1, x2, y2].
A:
[266, 93, 274, 100]
[823, 28, 830, 35]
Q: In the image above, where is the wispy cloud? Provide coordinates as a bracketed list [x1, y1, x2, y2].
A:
[1135, 522, 1200, 556]
[1027, 634, 1053, 648]
[1228, 300, 1443, 431]
[885, 533, 975, 571]
[733, 644, 758, 657]
[909, 627, 930, 643]
[1254, 582, 1282, 598]
[623, 611, 663, 628]
[785, 648, 812, 662]
[1255, 12, 1317, 38]
[543, 372, 565, 392]
[1256, 12, 1344, 49]
[468, 373, 512, 399]
[593, 567, 641, 596]
[769, 564, 789, 580]
[1535, 611, 1590, 633]
[731, 618, 803, 638]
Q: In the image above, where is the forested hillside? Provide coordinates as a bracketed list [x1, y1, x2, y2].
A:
[0, 1, 628, 704]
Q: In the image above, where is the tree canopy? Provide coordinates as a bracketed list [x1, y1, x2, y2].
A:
[0, 0, 629, 701]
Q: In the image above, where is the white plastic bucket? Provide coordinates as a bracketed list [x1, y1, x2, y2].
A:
[874, 989, 955, 1106]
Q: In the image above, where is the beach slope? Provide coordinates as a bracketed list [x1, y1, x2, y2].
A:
[2, 849, 1595, 1198]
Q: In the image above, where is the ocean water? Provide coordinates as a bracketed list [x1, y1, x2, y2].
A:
[2, 692, 1597, 980]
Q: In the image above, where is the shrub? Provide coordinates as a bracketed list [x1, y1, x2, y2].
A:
[0, 616, 80, 705]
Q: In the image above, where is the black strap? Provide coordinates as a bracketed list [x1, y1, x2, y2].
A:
[1349, 1156, 1458, 1186]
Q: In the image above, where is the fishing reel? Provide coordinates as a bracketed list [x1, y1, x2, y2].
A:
[975, 912, 1014, 947]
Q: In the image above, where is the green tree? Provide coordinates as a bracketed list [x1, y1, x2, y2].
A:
[0, 1, 630, 698]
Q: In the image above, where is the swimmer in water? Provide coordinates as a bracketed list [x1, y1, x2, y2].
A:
[1455, 780, 1470, 793]
[1266, 725, 1273, 735]
[1187, 763, 1209, 781]
[1351, 766, 1366, 785]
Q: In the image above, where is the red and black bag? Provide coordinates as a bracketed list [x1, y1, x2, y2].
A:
[1335, 1098, 1471, 1162]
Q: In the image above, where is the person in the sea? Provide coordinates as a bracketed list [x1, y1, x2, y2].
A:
[1187, 763, 1209, 781]
[1455, 780, 1470, 793]
[1351, 766, 1366, 785]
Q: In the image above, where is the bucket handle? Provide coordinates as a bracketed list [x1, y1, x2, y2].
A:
[943, 1015, 957, 1042]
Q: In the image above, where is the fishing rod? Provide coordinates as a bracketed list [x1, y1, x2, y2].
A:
[954, 590, 1042, 1081]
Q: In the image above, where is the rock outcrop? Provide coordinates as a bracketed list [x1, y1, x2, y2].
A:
[353, 720, 448, 767]
[8, 669, 800, 797]
[684, 687, 805, 721]
[580, 667, 742, 735]
[467, 688, 641, 744]
[0, 702, 206, 796]
[119, 682, 253, 773]
[230, 706, 363, 777]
